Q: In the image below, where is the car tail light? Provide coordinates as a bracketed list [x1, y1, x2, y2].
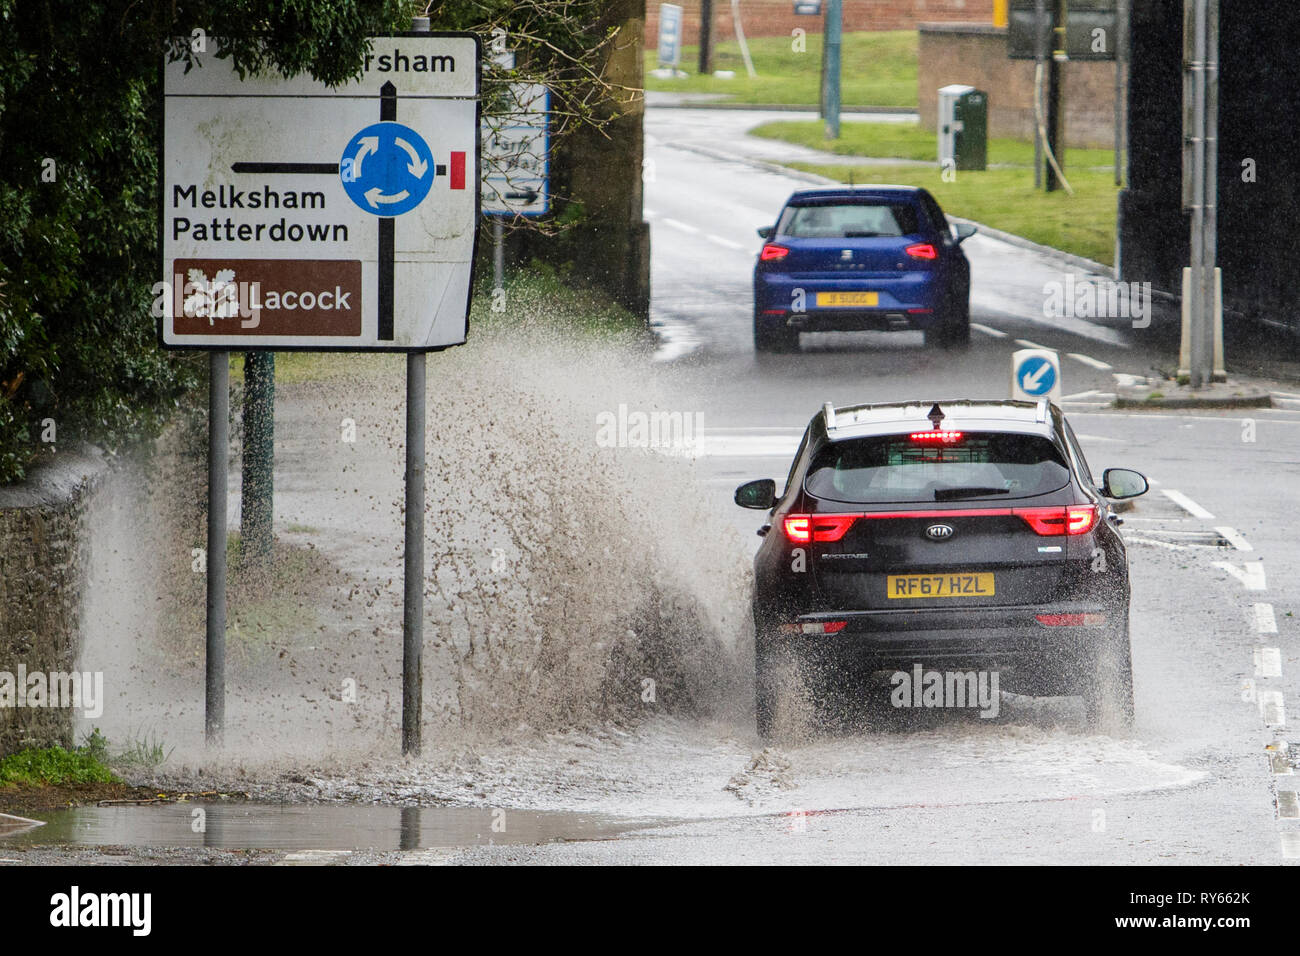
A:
[909, 430, 963, 443]
[780, 620, 849, 635]
[1035, 613, 1107, 627]
[760, 243, 789, 261]
[782, 514, 857, 543]
[905, 243, 938, 260]
[1015, 505, 1097, 536]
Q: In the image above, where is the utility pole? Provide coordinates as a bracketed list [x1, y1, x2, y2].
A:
[824, 0, 842, 140]
[699, 0, 714, 74]
[1114, 0, 1129, 187]
[1033, 0, 1046, 188]
[1185, 0, 1220, 388]
[1045, 0, 1066, 192]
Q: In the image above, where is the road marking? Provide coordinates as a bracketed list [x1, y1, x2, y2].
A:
[1124, 536, 1194, 551]
[1066, 352, 1113, 370]
[1161, 488, 1215, 519]
[1014, 338, 1050, 350]
[970, 323, 1007, 338]
[278, 849, 354, 866]
[1215, 526, 1254, 551]
[661, 217, 699, 234]
[1278, 791, 1300, 819]
[1260, 689, 1286, 727]
[1281, 831, 1300, 858]
[1214, 560, 1267, 591]
[1255, 647, 1283, 678]
[1269, 741, 1293, 775]
[393, 849, 458, 865]
[1256, 602, 1279, 634]
[706, 234, 746, 250]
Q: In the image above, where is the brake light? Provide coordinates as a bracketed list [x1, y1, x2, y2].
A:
[909, 430, 963, 442]
[1035, 613, 1107, 627]
[760, 243, 789, 261]
[905, 243, 938, 260]
[803, 621, 848, 635]
[782, 514, 857, 543]
[1015, 505, 1098, 536]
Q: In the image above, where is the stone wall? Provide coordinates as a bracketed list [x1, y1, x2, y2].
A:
[647, 0, 994, 44]
[0, 448, 105, 756]
[919, 23, 1117, 149]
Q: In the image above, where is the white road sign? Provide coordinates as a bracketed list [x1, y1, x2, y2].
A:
[481, 83, 550, 216]
[161, 33, 481, 351]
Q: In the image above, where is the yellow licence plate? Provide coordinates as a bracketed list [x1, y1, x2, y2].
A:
[816, 291, 878, 307]
[887, 573, 995, 599]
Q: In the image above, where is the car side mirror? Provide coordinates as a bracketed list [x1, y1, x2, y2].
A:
[756, 226, 774, 240]
[954, 222, 978, 243]
[1101, 467, 1149, 499]
[735, 478, 777, 510]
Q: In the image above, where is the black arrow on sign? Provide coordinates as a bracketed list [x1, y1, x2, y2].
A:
[377, 81, 397, 342]
[504, 188, 539, 204]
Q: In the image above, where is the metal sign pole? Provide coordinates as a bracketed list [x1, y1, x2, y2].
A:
[206, 351, 228, 745]
[401, 14, 431, 758]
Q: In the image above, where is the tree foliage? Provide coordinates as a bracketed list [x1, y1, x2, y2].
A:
[0, 0, 631, 483]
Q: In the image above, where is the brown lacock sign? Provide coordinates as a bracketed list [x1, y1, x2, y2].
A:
[171, 259, 362, 336]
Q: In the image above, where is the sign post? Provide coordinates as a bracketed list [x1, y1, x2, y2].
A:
[162, 32, 481, 751]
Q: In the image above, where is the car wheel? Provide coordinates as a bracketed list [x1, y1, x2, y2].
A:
[1081, 621, 1135, 734]
[754, 312, 800, 353]
[754, 629, 788, 738]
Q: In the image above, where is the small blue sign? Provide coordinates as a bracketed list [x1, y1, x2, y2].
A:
[340, 122, 435, 217]
[1016, 355, 1058, 396]
[658, 3, 683, 68]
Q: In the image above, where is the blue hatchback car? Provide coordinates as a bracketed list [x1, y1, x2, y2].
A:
[753, 186, 976, 352]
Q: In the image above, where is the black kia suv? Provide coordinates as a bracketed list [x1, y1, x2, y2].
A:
[734, 399, 1149, 737]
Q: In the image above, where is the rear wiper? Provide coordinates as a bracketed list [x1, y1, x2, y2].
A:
[843, 231, 882, 238]
[933, 487, 1011, 501]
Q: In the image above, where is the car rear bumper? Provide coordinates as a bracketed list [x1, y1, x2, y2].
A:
[775, 601, 1121, 672]
[754, 272, 942, 326]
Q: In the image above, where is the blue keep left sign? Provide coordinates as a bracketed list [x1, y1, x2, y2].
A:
[1016, 355, 1057, 396]
[340, 122, 435, 217]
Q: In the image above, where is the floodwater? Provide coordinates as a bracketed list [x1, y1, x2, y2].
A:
[1, 803, 660, 851]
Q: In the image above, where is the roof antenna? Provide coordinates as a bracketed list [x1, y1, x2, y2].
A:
[927, 403, 944, 430]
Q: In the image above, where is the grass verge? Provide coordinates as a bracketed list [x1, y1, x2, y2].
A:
[645, 31, 918, 108]
[0, 744, 118, 788]
[785, 162, 1119, 266]
[749, 119, 1117, 169]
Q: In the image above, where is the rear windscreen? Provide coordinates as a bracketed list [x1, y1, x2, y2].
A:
[777, 202, 921, 239]
[804, 432, 1071, 503]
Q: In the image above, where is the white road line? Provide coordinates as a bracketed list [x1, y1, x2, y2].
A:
[1215, 560, 1267, 591]
[1061, 389, 1106, 400]
[1125, 516, 1191, 523]
[1260, 690, 1287, 727]
[1066, 352, 1113, 370]
[660, 217, 699, 234]
[1278, 791, 1300, 819]
[1255, 647, 1283, 678]
[278, 849, 353, 866]
[1124, 536, 1195, 552]
[1014, 338, 1051, 350]
[1255, 602, 1279, 635]
[1271, 390, 1300, 399]
[970, 323, 1007, 338]
[1215, 526, 1254, 551]
[1161, 488, 1215, 519]
[706, 234, 745, 250]
[1281, 831, 1300, 859]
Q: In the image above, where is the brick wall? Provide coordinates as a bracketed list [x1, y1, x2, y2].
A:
[918, 24, 1117, 149]
[648, 0, 994, 44]
[0, 449, 105, 756]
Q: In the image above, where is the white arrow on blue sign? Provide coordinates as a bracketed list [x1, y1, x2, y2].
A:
[1011, 348, 1061, 402]
[340, 121, 436, 217]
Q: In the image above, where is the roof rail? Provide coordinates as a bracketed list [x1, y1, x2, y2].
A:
[1035, 399, 1049, 423]
[823, 402, 837, 430]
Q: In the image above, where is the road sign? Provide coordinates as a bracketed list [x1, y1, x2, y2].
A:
[1011, 348, 1062, 402]
[481, 83, 550, 216]
[794, 0, 823, 14]
[161, 33, 481, 352]
[658, 4, 684, 69]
